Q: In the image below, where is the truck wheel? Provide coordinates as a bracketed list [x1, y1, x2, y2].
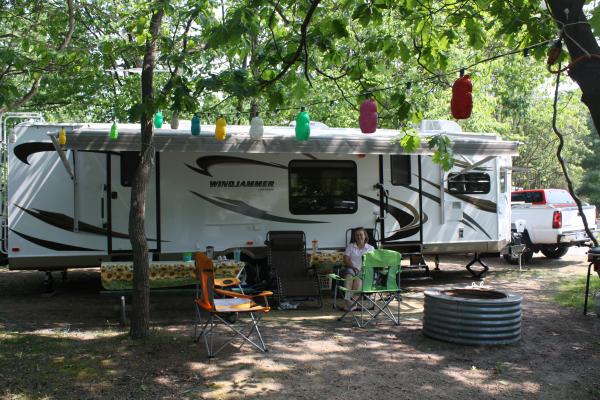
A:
[502, 249, 534, 265]
[540, 246, 569, 259]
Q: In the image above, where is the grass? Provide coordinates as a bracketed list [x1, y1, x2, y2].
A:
[554, 275, 600, 311]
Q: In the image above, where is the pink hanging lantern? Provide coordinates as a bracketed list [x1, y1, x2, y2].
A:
[359, 97, 378, 134]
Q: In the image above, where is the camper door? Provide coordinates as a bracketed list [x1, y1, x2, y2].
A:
[107, 152, 157, 251]
[380, 155, 422, 244]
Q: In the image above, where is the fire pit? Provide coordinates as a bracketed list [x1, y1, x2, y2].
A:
[423, 287, 522, 345]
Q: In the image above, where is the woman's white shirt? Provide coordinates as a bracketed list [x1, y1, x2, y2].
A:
[344, 242, 375, 270]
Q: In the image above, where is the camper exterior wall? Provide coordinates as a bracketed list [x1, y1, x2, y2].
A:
[4, 122, 514, 270]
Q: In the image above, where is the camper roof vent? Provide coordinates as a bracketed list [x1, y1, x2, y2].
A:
[418, 120, 462, 133]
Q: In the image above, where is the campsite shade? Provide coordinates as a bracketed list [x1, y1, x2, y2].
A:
[43, 123, 520, 156]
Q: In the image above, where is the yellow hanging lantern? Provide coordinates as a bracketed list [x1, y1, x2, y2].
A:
[215, 116, 227, 141]
[58, 128, 67, 145]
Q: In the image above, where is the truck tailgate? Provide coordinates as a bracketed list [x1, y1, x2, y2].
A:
[561, 206, 596, 231]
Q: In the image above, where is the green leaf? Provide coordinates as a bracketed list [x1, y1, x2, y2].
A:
[428, 135, 454, 171]
[400, 130, 421, 153]
[329, 18, 349, 38]
[590, 6, 600, 36]
[398, 41, 410, 63]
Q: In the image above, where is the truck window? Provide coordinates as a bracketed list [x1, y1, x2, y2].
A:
[447, 172, 490, 194]
[289, 160, 357, 214]
[545, 190, 575, 204]
[511, 191, 544, 203]
[391, 155, 411, 186]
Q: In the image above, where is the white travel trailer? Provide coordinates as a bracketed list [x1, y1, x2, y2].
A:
[1, 116, 517, 280]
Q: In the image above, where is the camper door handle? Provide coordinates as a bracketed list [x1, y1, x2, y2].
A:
[384, 189, 389, 213]
[101, 198, 104, 219]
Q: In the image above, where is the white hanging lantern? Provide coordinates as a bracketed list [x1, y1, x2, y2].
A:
[249, 114, 264, 140]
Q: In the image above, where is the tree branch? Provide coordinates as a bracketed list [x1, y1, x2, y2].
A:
[259, 0, 321, 88]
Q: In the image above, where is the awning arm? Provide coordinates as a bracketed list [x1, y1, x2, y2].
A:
[49, 135, 74, 180]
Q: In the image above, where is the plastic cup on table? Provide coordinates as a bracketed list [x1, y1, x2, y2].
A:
[182, 252, 192, 262]
[233, 248, 241, 262]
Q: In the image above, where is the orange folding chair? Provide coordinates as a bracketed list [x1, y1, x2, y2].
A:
[194, 252, 272, 358]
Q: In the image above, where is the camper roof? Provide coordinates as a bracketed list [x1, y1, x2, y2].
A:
[32, 121, 518, 156]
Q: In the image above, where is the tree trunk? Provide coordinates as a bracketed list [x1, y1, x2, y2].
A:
[548, 0, 600, 134]
[129, 7, 164, 340]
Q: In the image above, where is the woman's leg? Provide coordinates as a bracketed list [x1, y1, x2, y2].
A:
[343, 273, 355, 310]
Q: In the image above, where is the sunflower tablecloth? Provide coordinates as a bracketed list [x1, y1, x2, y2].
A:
[101, 260, 246, 290]
[309, 251, 344, 274]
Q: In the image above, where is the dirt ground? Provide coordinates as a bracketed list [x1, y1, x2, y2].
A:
[1, 249, 600, 400]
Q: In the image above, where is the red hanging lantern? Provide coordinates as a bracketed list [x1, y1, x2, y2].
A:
[359, 98, 378, 133]
[451, 74, 473, 119]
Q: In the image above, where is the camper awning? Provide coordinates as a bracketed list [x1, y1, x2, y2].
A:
[50, 123, 520, 156]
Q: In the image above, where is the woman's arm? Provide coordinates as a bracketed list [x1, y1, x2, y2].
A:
[343, 254, 359, 274]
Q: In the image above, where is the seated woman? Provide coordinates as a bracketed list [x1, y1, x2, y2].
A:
[341, 227, 375, 311]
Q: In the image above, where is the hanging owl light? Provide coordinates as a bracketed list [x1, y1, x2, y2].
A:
[58, 128, 67, 145]
[295, 107, 310, 141]
[215, 116, 227, 141]
[191, 114, 201, 136]
[249, 113, 264, 140]
[170, 112, 180, 130]
[359, 95, 378, 134]
[451, 73, 473, 119]
[109, 122, 118, 140]
[154, 111, 164, 128]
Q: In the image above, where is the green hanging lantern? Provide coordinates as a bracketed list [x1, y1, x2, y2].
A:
[154, 111, 163, 128]
[191, 114, 201, 136]
[295, 107, 310, 141]
[109, 122, 118, 140]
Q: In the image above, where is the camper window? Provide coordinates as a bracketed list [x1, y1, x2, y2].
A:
[447, 172, 490, 194]
[120, 152, 140, 187]
[288, 160, 357, 215]
[390, 155, 411, 186]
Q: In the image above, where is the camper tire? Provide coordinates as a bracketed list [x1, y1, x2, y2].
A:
[540, 245, 569, 259]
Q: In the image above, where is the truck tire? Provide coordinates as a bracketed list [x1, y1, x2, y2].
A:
[540, 245, 569, 259]
[503, 248, 533, 265]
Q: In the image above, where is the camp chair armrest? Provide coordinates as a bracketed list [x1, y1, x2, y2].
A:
[327, 273, 344, 282]
[214, 277, 241, 287]
[215, 288, 273, 299]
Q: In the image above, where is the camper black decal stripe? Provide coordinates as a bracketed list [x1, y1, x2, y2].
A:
[186, 156, 287, 177]
[462, 214, 492, 240]
[405, 183, 441, 204]
[10, 229, 99, 251]
[14, 142, 118, 165]
[420, 177, 497, 213]
[358, 194, 421, 240]
[14, 142, 55, 165]
[16, 206, 164, 242]
[461, 219, 476, 231]
[389, 197, 429, 227]
[190, 191, 327, 224]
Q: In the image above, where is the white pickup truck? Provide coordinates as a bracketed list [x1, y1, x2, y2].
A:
[504, 189, 598, 264]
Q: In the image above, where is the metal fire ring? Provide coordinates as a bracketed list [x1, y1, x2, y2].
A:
[423, 287, 523, 345]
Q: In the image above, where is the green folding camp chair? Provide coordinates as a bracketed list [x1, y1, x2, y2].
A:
[329, 249, 402, 327]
